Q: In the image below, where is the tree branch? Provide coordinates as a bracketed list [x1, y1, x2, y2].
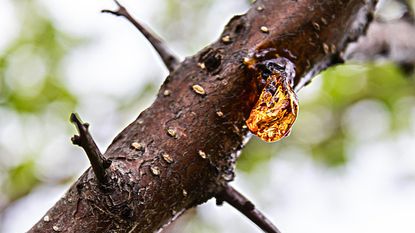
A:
[70, 113, 111, 184]
[102, 0, 179, 72]
[216, 185, 281, 233]
[29, 1, 377, 232]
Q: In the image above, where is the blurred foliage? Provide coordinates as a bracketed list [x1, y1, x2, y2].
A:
[156, 0, 213, 48]
[1, 0, 415, 232]
[3, 159, 39, 200]
[157, 0, 249, 53]
[0, 0, 81, 204]
[239, 63, 415, 171]
[0, 0, 79, 114]
[116, 81, 157, 112]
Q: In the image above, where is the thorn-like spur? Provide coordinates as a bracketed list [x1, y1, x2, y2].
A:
[70, 113, 111, 184]
[215, 185, 282, 233]
[102, 0, 180, 72]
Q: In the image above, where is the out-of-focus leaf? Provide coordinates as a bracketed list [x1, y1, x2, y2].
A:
[5, 78, 77, 113]
[4, 159, 40, 201]
[0, 0, 81, 206]
[116, 81, 158, 111]
[311, 135, 347, 166]
[238, 137, 276, 172]
[0, 0, 81, 115]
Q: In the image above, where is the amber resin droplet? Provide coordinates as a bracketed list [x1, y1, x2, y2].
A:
[246, 58, 299, 142]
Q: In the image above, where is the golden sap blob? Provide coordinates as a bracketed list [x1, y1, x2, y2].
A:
[246, 73, 299, 142]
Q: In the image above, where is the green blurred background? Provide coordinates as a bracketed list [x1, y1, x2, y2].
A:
[0, 0, 414, 232]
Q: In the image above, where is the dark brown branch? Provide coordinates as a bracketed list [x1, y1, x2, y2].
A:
[216, 185, 281, 233]
[29, 1, 377, 232]
[70, 113, 111, 184]
[102, 0, 179, 72]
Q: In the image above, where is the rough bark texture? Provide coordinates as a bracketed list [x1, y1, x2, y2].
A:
[29, 0, 377, 232]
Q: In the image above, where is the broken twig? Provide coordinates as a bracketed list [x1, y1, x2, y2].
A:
[70, 113, 111, 184]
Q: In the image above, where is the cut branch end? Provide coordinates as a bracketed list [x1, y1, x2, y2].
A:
[70, 113, 111, 184]
[101, 0, 127, 17]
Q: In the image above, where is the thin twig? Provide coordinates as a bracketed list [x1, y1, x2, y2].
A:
[102, 0, 180, 72]
[70, 113, 111, 184]
[215, 185, 282, 233]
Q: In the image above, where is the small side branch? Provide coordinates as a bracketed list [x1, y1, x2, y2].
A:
[70, 113, 111, 184]
[215, 185, 282, 233]
[102, 0, 179, 72]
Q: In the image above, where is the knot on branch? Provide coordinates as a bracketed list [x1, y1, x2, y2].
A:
[199, 48, 223, 73]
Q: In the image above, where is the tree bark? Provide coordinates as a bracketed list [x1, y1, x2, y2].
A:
[29, 0, 377, 232]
